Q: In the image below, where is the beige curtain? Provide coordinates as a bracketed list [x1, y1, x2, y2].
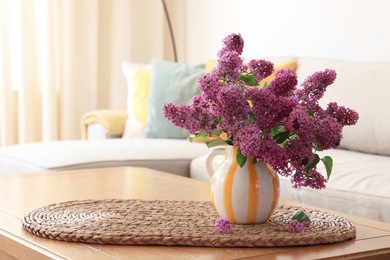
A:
[0, 0, 182, 146]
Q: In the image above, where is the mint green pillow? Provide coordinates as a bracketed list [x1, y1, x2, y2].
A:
[144, 59, 205, 138]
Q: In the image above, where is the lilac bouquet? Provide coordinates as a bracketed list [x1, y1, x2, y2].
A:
[163, 33, 358, 189]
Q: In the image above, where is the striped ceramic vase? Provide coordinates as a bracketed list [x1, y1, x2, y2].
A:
[206, 146, 280, 224]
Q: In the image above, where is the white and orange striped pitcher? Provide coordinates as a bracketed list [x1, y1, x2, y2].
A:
[206, 146, 280, 224]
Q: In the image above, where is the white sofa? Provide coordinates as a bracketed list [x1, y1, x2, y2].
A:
[0, 57, 389, 223]
[0, 138, 209, 177]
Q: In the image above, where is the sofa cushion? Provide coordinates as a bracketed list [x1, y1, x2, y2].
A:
[132, 67, 152, 127]
[0, 139, 209, 177]
[144, 59, 205, 139]
[296, 57, 390, 156]
[121, 62, 150, 139]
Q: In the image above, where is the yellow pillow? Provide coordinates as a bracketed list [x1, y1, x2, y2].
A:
[133, 68, 152, 126]
[204, 59, 298, 86]
[205, 60, 218, 73]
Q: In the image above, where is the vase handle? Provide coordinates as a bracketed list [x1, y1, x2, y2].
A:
[205, 148, 225, 180]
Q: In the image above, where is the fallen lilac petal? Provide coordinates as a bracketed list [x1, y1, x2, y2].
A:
[286, 220, 306, 233]
[214, 217, 232, 233]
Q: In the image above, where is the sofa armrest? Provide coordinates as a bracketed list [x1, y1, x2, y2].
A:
[80, 110, 127, 140]
[86, 123, 123, 140]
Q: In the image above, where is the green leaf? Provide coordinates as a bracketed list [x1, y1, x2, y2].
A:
[220, 76, 227, 82]
[212, 129, 223, 136]
[291, 210, 311, 223]
[261, 81, 268, 88]
[245, 111, 255, 124]
[195, 131, 208, 136]
[193, 132, 211, 142]
[273, 131, 290, 144]
[188, 136, 194, 143]
[206, 139, 227, 148]
[321, 156, 333, 179]
[314, 144, 323, 152]
[238, 73, 259, 86]
[270, 125, 283, 137]
[213, 116, 223, 124]
[304, 154, 320, 173]
[236, 148, 247, 168]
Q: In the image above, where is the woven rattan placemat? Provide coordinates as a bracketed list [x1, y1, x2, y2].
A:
[22, 199, 355, 247]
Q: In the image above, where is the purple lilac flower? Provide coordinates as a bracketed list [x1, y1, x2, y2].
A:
[267, 69, 298, 97]
[314, 117, 343, 150]
[285, 139, 314, 169]
[286, 220, 306, 232]
[198, 68, 219, 86]
[246, 88, 295, 131]
[233, 124, 263, 158]
[258, 138, 289, 173]
[326, 102, 359, 126]
[284, 106, 314, 139]
[221, 33, 244, 54]
[163, 103, 192, 130]
[163, 33, 359, 190]
[286, 220, 311, 233]
[291, 169, 326, 189]
[291, 170, 306, 188]
[215, 85, 249, 128]
[305, 170, 327, 189]
[187, 95, 216, 133]
[217, 50, 242, 80]
[163, 96, 215, 134]
[294, 69, 337, 111]
[247, 59, 274, 82]
[198, 70, 224, 101]
[214, 217, 232, 233]
[234, 125, 289, 173]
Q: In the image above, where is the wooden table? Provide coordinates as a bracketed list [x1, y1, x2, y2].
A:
[0, 167, 390, 259]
